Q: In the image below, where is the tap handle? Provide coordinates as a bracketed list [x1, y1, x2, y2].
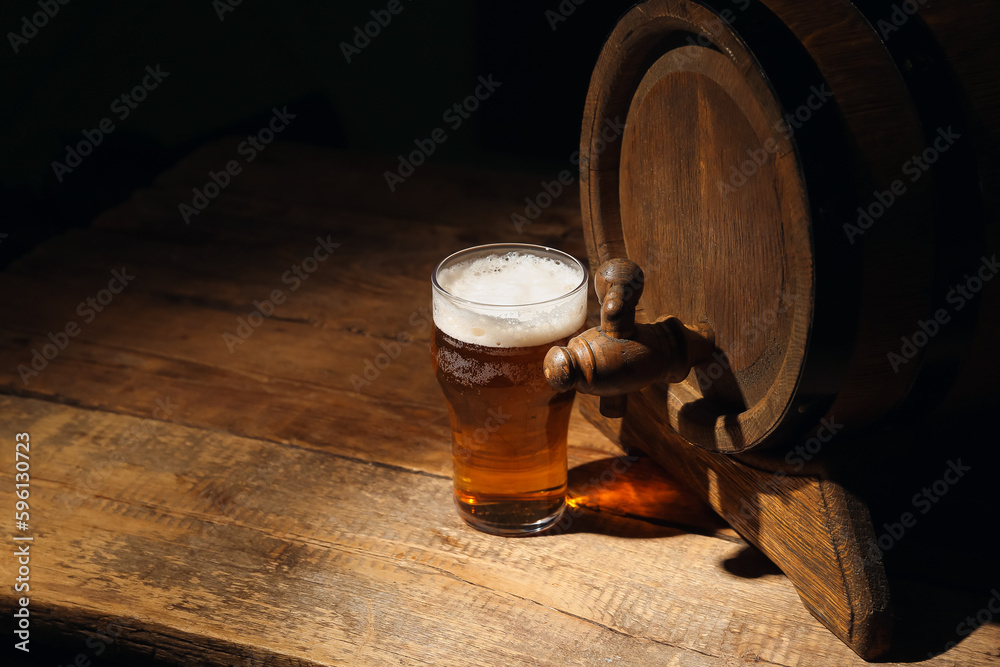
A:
[543, 258, 711, 421]
[596, 259, 643, 417]
[596, 258, 644, 339]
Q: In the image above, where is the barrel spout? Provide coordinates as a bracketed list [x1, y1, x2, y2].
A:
[542, 259, 714, 418]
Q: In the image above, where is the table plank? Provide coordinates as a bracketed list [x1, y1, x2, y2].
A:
[0, 165, 607, 478]
[1, 140, 997, 665]
[8, 394, 997, 667]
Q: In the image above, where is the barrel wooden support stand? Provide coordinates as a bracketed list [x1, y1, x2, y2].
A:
[544, 254, 891, 655]
[577, 392, 891, 659]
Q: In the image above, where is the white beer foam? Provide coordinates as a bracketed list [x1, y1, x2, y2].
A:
[434, 251, 587, 347]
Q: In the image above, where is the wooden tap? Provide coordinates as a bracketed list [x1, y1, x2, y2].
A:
[543, 259, 715, 418]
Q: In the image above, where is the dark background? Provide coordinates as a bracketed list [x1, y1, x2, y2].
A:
[0, 0, 639, 268]
[4, 3, 1000, 663]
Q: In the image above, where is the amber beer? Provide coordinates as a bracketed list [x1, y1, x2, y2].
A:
[431, 244, 587, 535]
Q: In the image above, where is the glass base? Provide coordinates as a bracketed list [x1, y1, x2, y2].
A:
[454, 496, 566, 536]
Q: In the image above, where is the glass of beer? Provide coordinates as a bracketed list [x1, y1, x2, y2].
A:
[431, 243, 588, 536]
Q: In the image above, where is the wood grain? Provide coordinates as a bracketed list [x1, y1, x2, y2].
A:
[3, 394, 997, 666]
[578, 392, 892, 658]
[576, 1, 1000, 657]
[0, 138, 997, 665]
[580, 0, 1000, 447]
[0, 157, 610, 478]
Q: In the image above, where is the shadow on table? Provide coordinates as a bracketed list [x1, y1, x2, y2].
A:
[540, 455, 736, 540]
[859, 425, 1000, 663]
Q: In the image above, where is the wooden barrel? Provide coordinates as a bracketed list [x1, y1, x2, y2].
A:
[581, 0, 1000, 453]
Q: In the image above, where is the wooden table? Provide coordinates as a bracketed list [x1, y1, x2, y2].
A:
[1, 140, 997, 666]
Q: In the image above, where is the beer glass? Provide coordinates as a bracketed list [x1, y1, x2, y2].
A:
[431, 243, 588, 535]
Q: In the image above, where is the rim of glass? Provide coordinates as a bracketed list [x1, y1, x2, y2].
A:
[432, 243, 589, 308]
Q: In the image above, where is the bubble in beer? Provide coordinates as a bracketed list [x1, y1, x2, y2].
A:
[433, 250, 587, 347]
